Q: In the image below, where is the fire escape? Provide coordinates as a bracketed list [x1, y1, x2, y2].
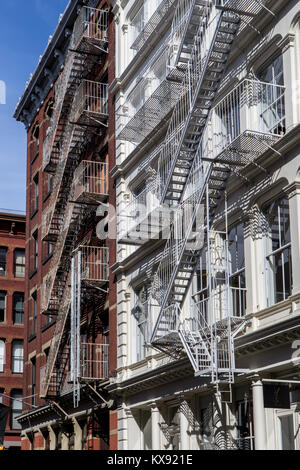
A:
[40, 7, 110, 405]
[120, 0, 285, 401]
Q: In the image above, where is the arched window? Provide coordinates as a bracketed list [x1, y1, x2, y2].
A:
[0, 340, 5, 372]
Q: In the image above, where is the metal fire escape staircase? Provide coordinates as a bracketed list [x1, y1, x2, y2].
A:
[149, 1, 266, 398]
[41, 7, 109, 398]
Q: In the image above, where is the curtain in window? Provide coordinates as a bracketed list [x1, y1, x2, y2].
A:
[12, 341, 24, 374]
[14, 250, 25, 278]
[0, 341, 5, 373]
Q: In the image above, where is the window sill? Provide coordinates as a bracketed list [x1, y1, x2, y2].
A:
[29, 269, 37, 280]
[42, 320, 56, 333]
[31, 152, 39, 164]
[28, 334, 37, 343]
[43, 192, 52, 203]
[30, 209, 38, 220]
[42, 252, 53, 266]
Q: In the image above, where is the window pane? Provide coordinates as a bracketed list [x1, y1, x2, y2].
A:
[11, 391, 22, 430]
[13, 293, 24, 324]
[0, 248, 7, 276]
[0, 292, 6, 323]
[12, 341, 24, 374]
[14, 249, 25, 278]
[265, 197, 292, 305]
[0, 340, 5, 372]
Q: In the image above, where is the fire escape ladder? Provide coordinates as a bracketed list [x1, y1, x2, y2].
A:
[178, 301, 212, 375]
[159, 6, 240, 206]
[168, 0, 212, 77]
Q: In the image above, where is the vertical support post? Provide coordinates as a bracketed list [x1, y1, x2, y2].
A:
[180, 401, 189, 450]
[71, 257, 75, 383]
[76, 250, 82, 405]
[151, 403, 160, 450]
[252, 377, 267, 450]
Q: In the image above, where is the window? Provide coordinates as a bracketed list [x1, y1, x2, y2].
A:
[14, 249, 25, 278]
[235, 398, 254, 450]
[10, 391, 22, 430]
[0, 340, 5, 373]
[264, 196, 292, 306]
[32, 293, 37, 336]
[31, 124, 40, 161]
[279, 414, 295, 450]
[258, 55, 285, 135]
[0, 247, 7, 276]
[0, 388, 3, 403]
[32, 173, 39, 213]
[13, 293, 24, 324]
[31, 231, 38, 272]
[228, 223, 246, 317]
[134, 286, 150, 362]
[0, 292, 6, 323]
[31, 358, 36, 406]
[195, 249, 209, 324]
[12, 341, 24, 374]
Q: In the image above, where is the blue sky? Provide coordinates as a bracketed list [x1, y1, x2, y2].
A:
[0, 0, 69, 213]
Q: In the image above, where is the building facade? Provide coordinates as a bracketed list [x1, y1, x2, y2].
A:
[110, 0, 300, 451]
[0, 211, 25, 450]
[14, 0, 117, 450]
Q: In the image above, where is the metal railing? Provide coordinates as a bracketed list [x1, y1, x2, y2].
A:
[80, 343, 109, 380]
[71, 80, 108, 124]
[211, 79, 286, 159]
[73, 161, 108, 203]
[131, 0, 177, 52]
[73, 6, 108, 47]
[80, 246, 109, 283]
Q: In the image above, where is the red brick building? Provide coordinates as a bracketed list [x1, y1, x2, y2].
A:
[14, 1, 117, 450]
[0, 211, 25, 450]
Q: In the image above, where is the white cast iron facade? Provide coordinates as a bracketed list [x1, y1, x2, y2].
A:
[110, 0, 300, 450]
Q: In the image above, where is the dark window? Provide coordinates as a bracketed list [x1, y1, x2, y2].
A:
[0, 247, 7, 277]
[14, 249, 25, 278]
[228, 223, 246, 317]
[32, 293, 37, 336]
[10, 390, 22, 430]
[0, 292, 6, 323]
[33, 173, 39, 213]
[12, 340, 24, 374]
[235, 398, 254, 450]
[13, 293, 24, 324]
[31, 358, 36, 406]
[264, 196, 292, 305]
[31, 124, 40, 161]
[32, 231, 38, 272]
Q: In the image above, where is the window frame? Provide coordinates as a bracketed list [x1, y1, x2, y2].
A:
[0, 340, 5, 373]
[228, 222, 247, 317]
[263, 195, 292, 307]
[0, 291, 7, 324]
[13, 292, 24, 325]
[0, 247, 7, 277]
[11, 340, 24, 374]
[10, 390, 22, 430]
[14, 249, 25, 278]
